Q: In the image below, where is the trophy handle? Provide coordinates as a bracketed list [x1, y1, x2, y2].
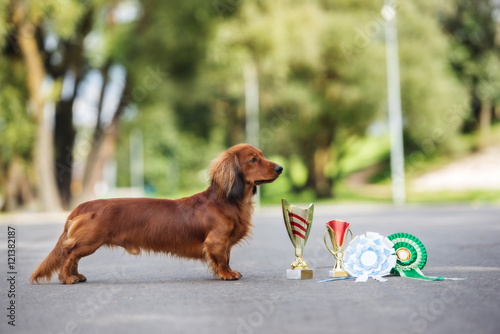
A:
[323, 230, 335, 256]
[324, 227, 354, 256]
[347, 228, 353, 244]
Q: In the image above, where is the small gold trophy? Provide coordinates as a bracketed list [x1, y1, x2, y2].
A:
[324, 220, 353, 277]
[282, 199, 314, 279]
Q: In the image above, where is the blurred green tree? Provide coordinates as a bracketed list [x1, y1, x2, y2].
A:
[0, 48, 35, 210]
[442, 0, 500, 135]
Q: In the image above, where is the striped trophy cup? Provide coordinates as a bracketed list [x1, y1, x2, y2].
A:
[324, 220, 353, 277]
[282, 199, 314, 279]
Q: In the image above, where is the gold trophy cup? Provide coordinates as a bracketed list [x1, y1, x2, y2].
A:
[282, 199, 314, 279]
[324, 220, 353, 277]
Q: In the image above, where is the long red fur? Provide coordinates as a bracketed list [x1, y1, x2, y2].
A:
[30, 144, 282, 284]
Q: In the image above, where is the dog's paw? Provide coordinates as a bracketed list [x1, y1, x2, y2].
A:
[75, 274, 87, 282]
[219, 270, 242, 281]
[60, 275, 85, 284]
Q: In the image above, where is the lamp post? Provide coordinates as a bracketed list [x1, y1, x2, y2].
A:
[382, 0, 406, 205]
[244, 62, 261, 206]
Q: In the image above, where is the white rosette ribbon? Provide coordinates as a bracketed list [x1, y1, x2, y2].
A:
[344, 232, 397, 282]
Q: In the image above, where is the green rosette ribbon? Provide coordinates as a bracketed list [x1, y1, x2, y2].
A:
[387, 233, 463, 281]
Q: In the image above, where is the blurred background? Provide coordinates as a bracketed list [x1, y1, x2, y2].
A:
[0, 0, 499, 212]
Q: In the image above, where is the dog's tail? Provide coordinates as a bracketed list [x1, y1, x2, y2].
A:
[30, 230, 66, 284]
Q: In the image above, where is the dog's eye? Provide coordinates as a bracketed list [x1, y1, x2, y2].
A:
[250, 157, 257, 163]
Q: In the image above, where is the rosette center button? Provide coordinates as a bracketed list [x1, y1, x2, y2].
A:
[396, 248, 411, 261]
[361, 251, 377, 267]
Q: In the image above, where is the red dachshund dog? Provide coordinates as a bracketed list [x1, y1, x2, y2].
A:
[30, 144, 283, 284]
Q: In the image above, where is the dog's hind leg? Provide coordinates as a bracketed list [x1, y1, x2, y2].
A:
[58, 215, 103, 284]
[59, 242, 103, 284]
[70, 259, 86, 282]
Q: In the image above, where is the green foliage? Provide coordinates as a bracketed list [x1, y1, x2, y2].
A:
[0, 0, 9, 50]
[338, 135, 390, 177]
[0, 87, 35, 162]
[0, 52, 35, 165]
[109, 0, 217, 81]
[27, 0, 86, 39]
[398, 0, 469, 153]
[440, 0, 500, 132]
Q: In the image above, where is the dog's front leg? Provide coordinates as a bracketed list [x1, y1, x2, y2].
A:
[203, 234, 241, 280]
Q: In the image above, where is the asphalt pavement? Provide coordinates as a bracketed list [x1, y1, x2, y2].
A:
[1, 203, 499, 334]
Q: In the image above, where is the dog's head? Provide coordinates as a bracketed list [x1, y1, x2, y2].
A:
[210, 144, 283, 203]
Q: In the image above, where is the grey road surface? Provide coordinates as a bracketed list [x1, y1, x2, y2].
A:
[1, 203, 499, 334]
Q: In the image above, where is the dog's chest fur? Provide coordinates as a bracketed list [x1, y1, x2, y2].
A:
[228, 200, 254, 246]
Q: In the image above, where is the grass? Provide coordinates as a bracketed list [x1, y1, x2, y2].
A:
[407, 189, 500, 204]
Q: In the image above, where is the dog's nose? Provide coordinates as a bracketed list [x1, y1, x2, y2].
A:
[274, 165, 283, 174]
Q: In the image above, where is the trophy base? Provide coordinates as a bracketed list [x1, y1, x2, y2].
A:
[287, 269, 313, 279]
[329, 269, 349, 278]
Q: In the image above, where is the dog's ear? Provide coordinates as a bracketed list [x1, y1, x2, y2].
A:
[210, 152, 245, 203]
[227, 171, 245, 203]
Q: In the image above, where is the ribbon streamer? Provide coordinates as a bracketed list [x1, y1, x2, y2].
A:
[317, 277, 355, 283]
[398, 268, 444, 281]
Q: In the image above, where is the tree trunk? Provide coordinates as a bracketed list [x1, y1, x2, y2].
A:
[76, 119, 122, 205]
[313, 146, 333, 198]
[303, 143, 333, 198]
[463, 77, 481, 133]
[79, 61, 111, 194]
[1, 158, 35, 211]
[54, 100, 76, 208]
[16, 20, 62, 211]
[478, 100, 492, 148]
[52, 9, 93, 209]
[478, 102, 491, 130]
[75, 77, 131, 205]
